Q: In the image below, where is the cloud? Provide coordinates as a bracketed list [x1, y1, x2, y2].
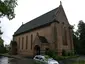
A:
[1, 0, 85, 44]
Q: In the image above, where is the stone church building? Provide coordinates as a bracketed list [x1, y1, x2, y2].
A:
[12, 3, 74, 56]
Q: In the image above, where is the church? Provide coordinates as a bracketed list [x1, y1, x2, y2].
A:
[12, 2, 74, 56]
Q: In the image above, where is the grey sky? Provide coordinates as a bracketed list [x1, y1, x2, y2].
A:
[0, 0, 85, 45]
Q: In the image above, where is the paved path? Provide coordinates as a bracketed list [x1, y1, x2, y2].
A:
[0, 54, 23, 59]
[0, 57, 35, 64]
[76, 56, 85, 61]
[0, 55, 85, 64]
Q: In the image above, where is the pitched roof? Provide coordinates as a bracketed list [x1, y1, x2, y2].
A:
[14, 6, 60, 36]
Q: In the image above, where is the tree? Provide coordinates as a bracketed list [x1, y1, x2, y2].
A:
[77, 20, 85, 39]
[73, 20, 85, 54]
[72, 20, 85, 54]
[73, 30, 79, 54]
[77, 20, 85, 54]
[0, 38, 7, 53]
[0, 0, 17, 20]
[0, 38, 4, 47]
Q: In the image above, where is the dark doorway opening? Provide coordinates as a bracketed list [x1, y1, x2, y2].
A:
[34, 45, 40, 55]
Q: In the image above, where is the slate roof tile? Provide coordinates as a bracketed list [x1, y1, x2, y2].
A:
[14, 7, 59, 36]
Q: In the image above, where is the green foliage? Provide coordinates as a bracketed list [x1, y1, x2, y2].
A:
[0, 0, 17, 20]
[45, 49, 57, 60]
[0, 38, 8, 53]
[44, 55, 50, 60]
[72, 60, 85, 64]
[62, 50, 67, 56]
[0, 46, 7, 53]
[67, 50, 75, 56]
[10, 40, 17, 46]
[45, 49, 76, 60]
[73, 20, 85, 55]
[62, 50, 75, 56]
[77, 20, 85, 54]
[0, 38, 4, 47]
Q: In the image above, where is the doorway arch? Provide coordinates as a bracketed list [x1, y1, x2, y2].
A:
[34, 45, 40, 55]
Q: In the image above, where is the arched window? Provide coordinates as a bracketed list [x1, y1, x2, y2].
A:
[68, 29, 72, 49]
[53, 23, 57, 42]
[26, 36, 28, 49]
[19, 37, 20, 49]
[31, 34, 33, 49]
[22, 37, 24, 49]
[63, 27, 67, 45]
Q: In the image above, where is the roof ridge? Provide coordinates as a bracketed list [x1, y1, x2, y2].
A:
[14, 6, 59, 36]
[22, 7, 59, 25]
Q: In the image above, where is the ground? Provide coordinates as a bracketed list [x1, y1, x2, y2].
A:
[59, 56, 85, 64]
[0, 56, 85, 64]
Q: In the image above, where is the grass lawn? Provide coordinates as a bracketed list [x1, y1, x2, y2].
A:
[72, 60, 85, 64]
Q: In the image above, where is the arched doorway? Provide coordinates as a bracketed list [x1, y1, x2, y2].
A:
[34, 45, 40, 55]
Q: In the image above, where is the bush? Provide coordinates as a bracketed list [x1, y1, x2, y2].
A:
[62, 50, 75, 56]
[0, 46, 8, 54]
[62, 50, 67, 56]
[72, 60, 85, 64]
[68, 50, 75, 56]
[45, 49, 77, 60]
[45, 50, 58, 60]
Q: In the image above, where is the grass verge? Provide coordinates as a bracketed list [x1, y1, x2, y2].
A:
[72, 60, 85, 64]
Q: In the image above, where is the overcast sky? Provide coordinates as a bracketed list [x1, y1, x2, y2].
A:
[0, 0, 85, 45]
